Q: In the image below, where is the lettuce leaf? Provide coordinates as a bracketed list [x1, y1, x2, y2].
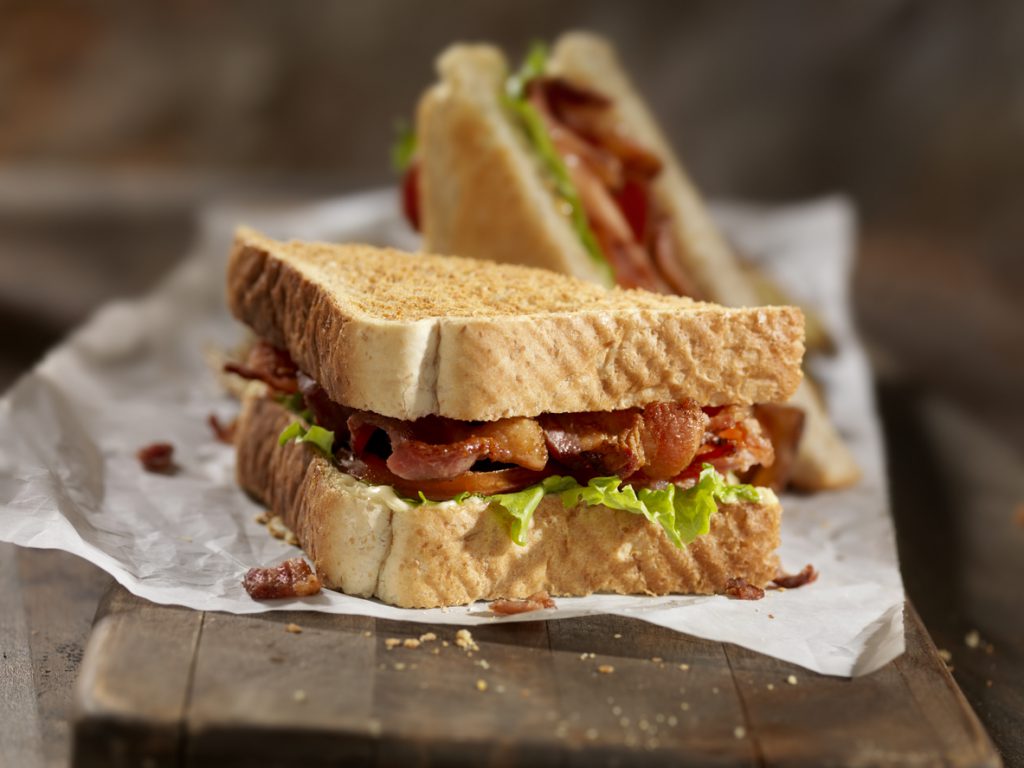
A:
[277, 421, 336, 457]
[391, 119, 417, 172]
[502, 43, 614, 286]
[477, 464, 759, 547]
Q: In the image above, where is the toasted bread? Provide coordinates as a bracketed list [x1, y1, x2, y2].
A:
[236, 391, 782, 608]
[227, 228, 804, 423]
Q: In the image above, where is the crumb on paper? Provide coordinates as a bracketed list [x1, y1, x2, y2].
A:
[725, 577, 765, 600]
[455, 629, 479, 651]
[292, 689, 306, 702]
[285, 623, 302, 634]
[403, 638, 421, 649]
[965, 630, 981, 649]
[597, 664, 615, 674]
[786, 674, 798, 685]
[475, 679, 488, 692]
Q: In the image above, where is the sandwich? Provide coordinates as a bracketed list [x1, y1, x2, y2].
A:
[225, 228, 804, 608]
[400, 31, 859, 491]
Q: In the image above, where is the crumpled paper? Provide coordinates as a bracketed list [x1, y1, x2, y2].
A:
[0, 189, 904, 676]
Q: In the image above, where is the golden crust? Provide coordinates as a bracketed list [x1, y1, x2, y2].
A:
[235, 394, 781, 609]
[226, 228, 804, 421]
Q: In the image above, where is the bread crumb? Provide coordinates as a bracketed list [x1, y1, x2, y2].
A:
[597, 664, 615, 674]
[679, 663, 690, 671]
[613, 633, 622, 639]
[786, 675, 798, 685]
[442, 640, 449, 647]
[419, 632, 437, 643]
[285, 623, 302, 634]
[938, 648, 953, 664]
[680, 702, 690, 711]
[394, 662, 406, 671]
[766, 683, 775, 691]
[292, 689, 306, 702]
[475, 679, 488, 692]
[667, 715, 678, 726]
[496, 684, 506, 694]
[363, 630, 372, 637]
[403, 638, 421, 649]
[267, 515, 288, 539]
[431, 647, 440, 655]
[651, 657, 663, 663]
[455, 629, 479, 651]
[254, 512, 269, 525]
[477, 659, 490, 670]
[284, 531, 299, 547]
[385, 638, 401, 650]
[734, 726, 747, 739]
[965, 630, 980, 649]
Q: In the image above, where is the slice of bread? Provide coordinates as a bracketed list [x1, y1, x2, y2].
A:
[227, 228, 804, 422]
[236, 391, 782, 608]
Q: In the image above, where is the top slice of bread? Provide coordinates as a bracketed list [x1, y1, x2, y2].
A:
[227, 227, 804, 421]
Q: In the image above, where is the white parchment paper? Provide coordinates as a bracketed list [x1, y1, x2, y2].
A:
[0, 189, 904, 676]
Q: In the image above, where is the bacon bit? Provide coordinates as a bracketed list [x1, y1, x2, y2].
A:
[208, 413, 237, 444]
[724, 577, 765, 601]
[137, 442, 177, 474]
[490, 591, 557, 616]
[243, 557, 322, 600]
[772, 564, 819, 589]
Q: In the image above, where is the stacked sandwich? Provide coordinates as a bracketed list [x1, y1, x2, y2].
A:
[227, 228, 804, 608]
[402, 32, 859, 491]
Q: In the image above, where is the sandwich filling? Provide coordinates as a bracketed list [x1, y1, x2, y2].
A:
[230, 340, 776, 544]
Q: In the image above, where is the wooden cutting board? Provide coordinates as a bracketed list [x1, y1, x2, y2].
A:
[71, 586, 1000, 767]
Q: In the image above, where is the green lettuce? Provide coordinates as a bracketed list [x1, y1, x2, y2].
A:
[502, 42, 614, 286]
[408, 464, 759, 548]
[391, 119, 417, 172]
[277, 421, 336, 457]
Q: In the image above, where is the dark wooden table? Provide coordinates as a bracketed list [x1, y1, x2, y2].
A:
[1, 177, 1021, 766]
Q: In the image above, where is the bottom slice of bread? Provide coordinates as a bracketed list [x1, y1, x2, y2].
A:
[235, 392, 782, 608]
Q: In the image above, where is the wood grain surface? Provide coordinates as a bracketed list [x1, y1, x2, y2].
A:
[70, 585, 1000, 768]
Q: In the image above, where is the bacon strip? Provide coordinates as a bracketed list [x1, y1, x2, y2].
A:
[137, 442, 177, 475]
[724, 577, 765, 601]
[224, 340, 299, 393]
[773, 564, 819, 589]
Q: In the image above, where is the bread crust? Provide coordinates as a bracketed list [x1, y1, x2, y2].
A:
[226, 228, 804, 422]
[235, 393, 781, 609]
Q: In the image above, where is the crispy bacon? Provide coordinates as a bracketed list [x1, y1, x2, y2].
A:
[773, 564, 819, 589]
[348, 412, 548, 482]
[724, 577, 765, 600]
[137, 442, 177, 474]
[490, 591, 557, 616]
[743, 404, 805, 491]
[695, 405, 774, 478]
[208, 414, 237, 444]
[341, 452, 546, 499]
[243, 557, 322, 600]
[298, 372, 352, 437]
[224, 340, 299, 393]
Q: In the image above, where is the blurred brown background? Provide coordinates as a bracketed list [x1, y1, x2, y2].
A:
[1, 1, 1022, 764]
